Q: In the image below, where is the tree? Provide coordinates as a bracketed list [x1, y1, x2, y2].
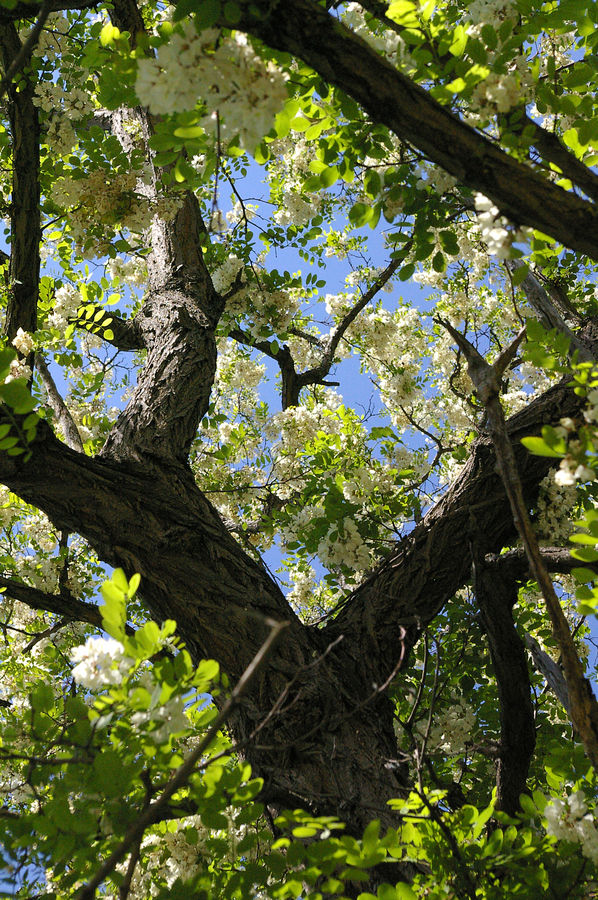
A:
[1, 0, 598, 895]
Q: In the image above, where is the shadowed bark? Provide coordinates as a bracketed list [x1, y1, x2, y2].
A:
[0, 21, 39, 344]
[0, 366, 589, 835]
[473, 549, 535, 816]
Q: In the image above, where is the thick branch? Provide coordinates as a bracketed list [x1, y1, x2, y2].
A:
[324, 373, 590, 685]
[0, 0, 98, 23]
[75, 307, 145, 352]
[225, 0, 598, 259]
[473, 550, 535, 815]
[0, 421, 406, 830]
[93, 3, 224, 462]
[0, 22, 40, 344]
[485, 547, 598, 581]
[0, 0, 51, 99]
[0, 574, 103, 628]
[99, 278, 221, 463]
[442, 323, 598, 766]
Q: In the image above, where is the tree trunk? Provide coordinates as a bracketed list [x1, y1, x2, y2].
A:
[0, 366, 585, 836]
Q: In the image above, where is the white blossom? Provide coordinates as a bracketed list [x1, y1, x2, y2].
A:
[135, 24, 288, 153]
[11, 329, 35, 355]
[70, 637, 133, 689]
[545, 789, 598, 864]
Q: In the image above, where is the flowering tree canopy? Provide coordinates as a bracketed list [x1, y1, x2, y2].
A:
[2, 0, 598, 896]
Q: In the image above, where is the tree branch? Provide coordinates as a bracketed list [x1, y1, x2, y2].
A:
[473, 546, 535, 815]
[0, 21, 40, 344]
[90, 5, 225, 463]
[323, 368, 593, 686]
[439, 320, 598, 767]
[74, 307, 145, 352]
[524, 632, 571, 714]
[0, 0, 51, 99]
[228, 326, 301, 409]
[0, 574, 104, 628]
[35, 353, 84, 453]
[506, 260, 593, 362]
[294, 257, 401, 401]
[0, 0, 98, 24]
[226, 0, 598, 260]
[484, 547, 598, 581]
[349, 1, 598, 204]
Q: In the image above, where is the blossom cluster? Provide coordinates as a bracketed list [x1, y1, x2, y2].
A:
[267, 135, 323, 227]
[136, 24, 288, 153]
[423, 697, 476, 755]
[535, 473, 577, 544]
[106, 255, 148, 287]
[47, 283, 82, 334]
[317, 516, 373, 573]
[216, 263, 300, 335]
[12, 329, 35, 356]
[545, 789, 598, 864]
[70, 636, 133, 689]
[474, 193, 531, 258]
[51, 168, 180, 256]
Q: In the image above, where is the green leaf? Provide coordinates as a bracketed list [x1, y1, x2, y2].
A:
[520, 436, 564, 458]
[510, 263, 529, 286]
[394, 886, 417, 900]
[31, 682, 54, 712]
[349, 202, 374, 227]
[387, 0, 419, 27]
[113, 568, 130, 592]
[432, 251, 446, 273]
[448, 24, 467, 56]
[192, 0, 221, 28]
[571, 547, 598, 562]
[173, 124, 204, 139]
[100, 23, 120, 45]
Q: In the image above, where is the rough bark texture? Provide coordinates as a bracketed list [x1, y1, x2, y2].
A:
[0, 21, 39, 343]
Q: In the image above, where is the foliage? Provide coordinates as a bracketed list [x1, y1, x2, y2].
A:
[0, 0, 597, 896]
